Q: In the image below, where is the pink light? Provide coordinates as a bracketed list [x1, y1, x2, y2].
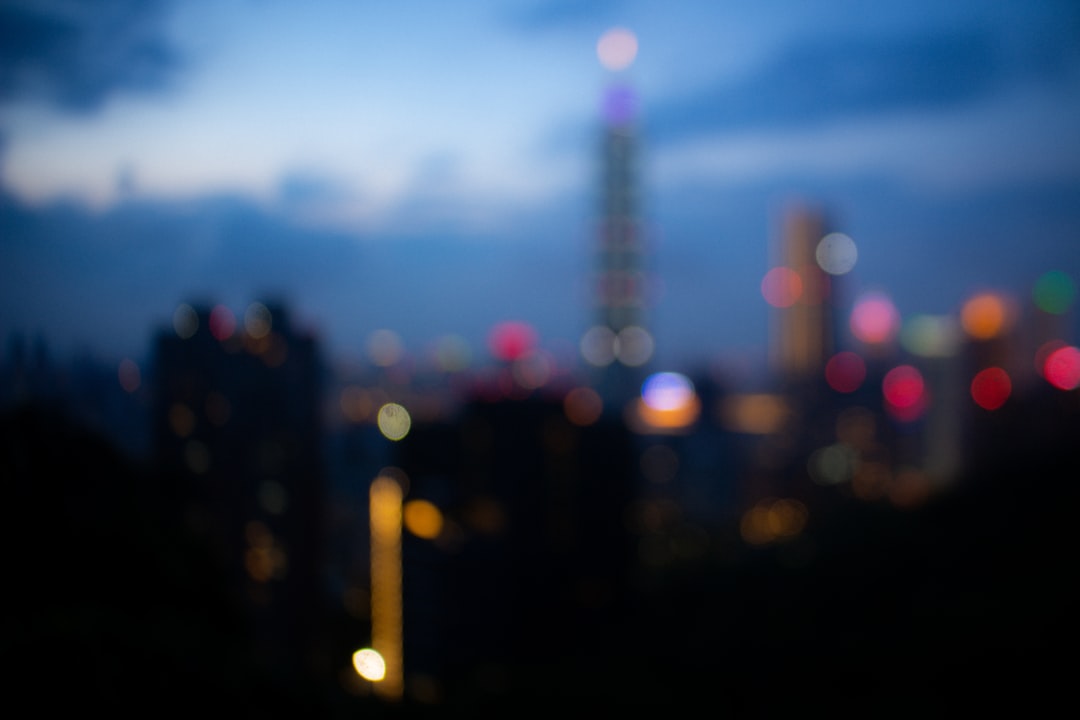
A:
[850, 292, 900, 345]
[761, 267, 803, 308]
[1044, 346, 1080, 390]
[883, 364, 927, 421]
[488, 321, 537, 362]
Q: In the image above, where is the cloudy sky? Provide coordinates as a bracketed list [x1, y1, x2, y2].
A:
[2, 0, 1078, 379]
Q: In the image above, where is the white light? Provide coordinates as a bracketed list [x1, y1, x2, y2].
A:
[352, 648, 386, 681]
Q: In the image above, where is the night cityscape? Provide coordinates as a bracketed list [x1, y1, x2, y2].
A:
[3, 2, 1080, 716]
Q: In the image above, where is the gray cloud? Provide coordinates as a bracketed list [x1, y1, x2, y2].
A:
[0, 0, 181, 112]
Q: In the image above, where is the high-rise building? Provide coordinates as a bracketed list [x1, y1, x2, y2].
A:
[152, 300, 325, 677]
[769, 202, 835, 384]
[583, 30, 653, 410]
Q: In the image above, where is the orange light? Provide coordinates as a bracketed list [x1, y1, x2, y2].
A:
[960, 292, 1011, 340]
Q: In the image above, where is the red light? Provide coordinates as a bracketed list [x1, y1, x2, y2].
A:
[883, 365, 927, 421]
[970, 367, 1011, 410]
[825, 351, 866, 393]
[488, 321, 537, 362]
[1044, 346, 1080, 390]
[209, 305, 236, 341]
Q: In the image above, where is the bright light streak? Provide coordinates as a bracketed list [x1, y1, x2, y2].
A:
[369, 476, 403, 700]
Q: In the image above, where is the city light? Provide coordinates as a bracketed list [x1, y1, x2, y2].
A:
[403, 499, 444, 540]
[369, 475, 404, 701]
[209, 304, 236, 341]
[563, 386, 603, 426]
[488, 321, 537, 362]
[173, 303, 198, 339]
[1033, 270, 1077, 315]
[850, 291, 900, 345]
[1043, 345, 1080, 390]
[824, 351, 866, 393]
[970, 367, 1012, 410]
[597, 27, 638, 71]
[377, 403, 412, 441]
[244, 302, 272, 339]
[352, 648, 386, 682]
[815, 232, 858, 275]
[761, 266, 803, 308]
[960, 292, 1012, 340]
[118, 358, 140, 393]
[882, 364, 927, 421]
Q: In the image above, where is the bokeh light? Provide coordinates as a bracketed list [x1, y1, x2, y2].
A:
[368, 329, 405, 367]
[850, 291, 900, 345]
[244, 302, 272, 339]
[377, 403, 411, 441]
[960, 292, 1012, 340]
[900, 314, 960, 358]
[209, 304, 236, 341]
[824, 351, 866, 393]
[581, 325, 617, 367]
[1033, 270, 1077, 315]
[118, 358, 140, 393]
[882, 364, 927, 421]
[564, 386, 603, 426]
[597, 27, 638, 70]
[403, 499, 443, 540]
[809, 443, 858, 485]
[602, 84, 637, 126]
[815, 232, 858, 275]
[173, 303, 198, 339]
[352, 648, 386, 682]
[718, 394, 791, 435]
[641, 372, 694, 411]
[1044, 345, 1080, 390]
[761, 267, 803, 308]
[488, 321, 537, 362]
[970, 367, 1011, 410]
[616, 325, 654, 367]
[432, 334, 472, 372]
[740, 498, 808, 545]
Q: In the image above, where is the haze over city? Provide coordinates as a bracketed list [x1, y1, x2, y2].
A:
[2, 0, 1078, 377]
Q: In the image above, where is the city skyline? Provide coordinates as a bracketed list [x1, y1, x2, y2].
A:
[2, 1, 1079, 380]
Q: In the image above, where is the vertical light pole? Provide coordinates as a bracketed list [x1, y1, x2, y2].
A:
[369, 474, 404, 701]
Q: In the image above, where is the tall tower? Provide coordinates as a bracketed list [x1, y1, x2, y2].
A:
[583, 27, 653, 409]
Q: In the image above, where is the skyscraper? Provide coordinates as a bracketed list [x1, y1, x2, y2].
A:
[584, 28, 653, 409]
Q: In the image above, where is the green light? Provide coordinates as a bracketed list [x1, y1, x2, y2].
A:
[1033, 271, 1077, 315]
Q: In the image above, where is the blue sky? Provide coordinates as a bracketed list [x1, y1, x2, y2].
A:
[2, 0, 1078, 379]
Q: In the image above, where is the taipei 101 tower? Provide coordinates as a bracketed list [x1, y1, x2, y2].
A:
[582, 27, 654, 410]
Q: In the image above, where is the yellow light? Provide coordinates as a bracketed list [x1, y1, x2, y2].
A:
[403, 499, 443, 540]
[369, 476, 404, 700]
[631, 395, 701, 433]
[352, 648, 386, 682]
[377, 403, 411, 441]
[718, 394, 790, 435]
